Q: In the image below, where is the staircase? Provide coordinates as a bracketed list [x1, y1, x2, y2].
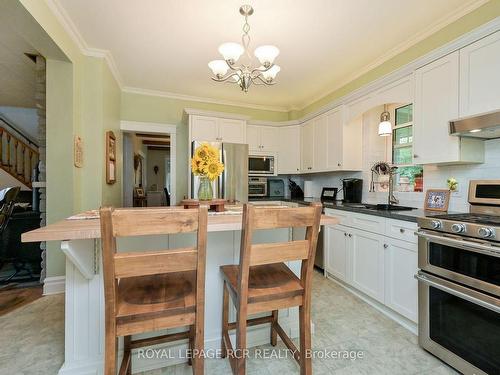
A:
[0, 126, 39, 189]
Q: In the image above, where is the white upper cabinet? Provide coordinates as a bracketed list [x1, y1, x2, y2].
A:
[300, 120, 314, 172]
[277, 125, 300, 174]
[190, 115, 246, 144]
[459, 31, 500, 117]
[313, 115, 328, 171]
[246, 125, 261, 150]
[218, 118, 246, 143]
[413, 51, 483, 164]
[326, 106, 362, 171]
[247, 125, 279, 152]
[190, 116, 219, 142]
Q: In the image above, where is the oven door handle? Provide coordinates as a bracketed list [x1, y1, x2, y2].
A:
[416, 231, 500, 257]
[415, 273, 500, 313]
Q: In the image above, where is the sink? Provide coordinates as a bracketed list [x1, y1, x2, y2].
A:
[363, 204, 415, 211]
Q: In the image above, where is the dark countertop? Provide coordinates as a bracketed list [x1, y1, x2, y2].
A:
[249, 197, 461, 223]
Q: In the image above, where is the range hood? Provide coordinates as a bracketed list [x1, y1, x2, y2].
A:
[449, 110, 500, 139]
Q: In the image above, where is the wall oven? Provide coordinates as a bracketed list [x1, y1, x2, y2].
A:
[416, 179, 500, 375]
[248, 155, 275, 176]
[248, 177, 267, 197]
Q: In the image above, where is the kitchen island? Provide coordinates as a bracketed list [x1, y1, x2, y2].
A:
[22, 207, 338, 374]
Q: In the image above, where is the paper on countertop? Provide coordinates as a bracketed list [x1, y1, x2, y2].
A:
[66, 210, 100, 220]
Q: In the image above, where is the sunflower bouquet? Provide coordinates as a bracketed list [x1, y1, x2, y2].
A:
[191, 143, 224, 200]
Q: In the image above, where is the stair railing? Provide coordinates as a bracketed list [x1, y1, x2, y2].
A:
[0, 127, 39, 189]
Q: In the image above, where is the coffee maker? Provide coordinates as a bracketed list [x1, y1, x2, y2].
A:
[342, 178, 363, 203]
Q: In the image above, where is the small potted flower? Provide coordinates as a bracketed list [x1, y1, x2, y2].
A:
[191, 143, 224, 200]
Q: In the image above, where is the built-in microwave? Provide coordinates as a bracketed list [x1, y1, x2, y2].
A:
[248, 155, 276, 176]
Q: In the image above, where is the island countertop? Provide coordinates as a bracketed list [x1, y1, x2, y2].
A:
[22, 208, 339, 243]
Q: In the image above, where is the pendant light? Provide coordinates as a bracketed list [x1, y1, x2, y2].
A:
[378, 105, 392, 136]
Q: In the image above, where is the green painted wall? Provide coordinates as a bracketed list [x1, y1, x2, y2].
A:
[20, 1, 123, 277]
[290, 1, 500, 119]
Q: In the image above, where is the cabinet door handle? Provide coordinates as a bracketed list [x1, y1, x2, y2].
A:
[344, 233, 347, 237]
[337, 163, 341, 167]
[348, 234, 352, 237]
[413, 154, 418, 158]
[383, 244, 388, 248]
[400, 228, 405, 233]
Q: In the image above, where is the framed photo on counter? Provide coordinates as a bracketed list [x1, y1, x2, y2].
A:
[424, 189, 450, 211]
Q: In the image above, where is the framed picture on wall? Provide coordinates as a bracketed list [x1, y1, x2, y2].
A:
[424, 189, 451, 211]
[106, 131, 116, 184]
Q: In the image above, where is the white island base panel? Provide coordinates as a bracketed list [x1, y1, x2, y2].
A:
[58, 228, 301, 375]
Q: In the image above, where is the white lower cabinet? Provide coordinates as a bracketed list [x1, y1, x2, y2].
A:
[325, 225, 349, 282]
[384, 237, 418, 322]
[324, 208, 418, 323]
[350, 229, 385, 303]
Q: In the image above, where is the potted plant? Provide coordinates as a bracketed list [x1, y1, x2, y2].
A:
[191, 143, 224, 200]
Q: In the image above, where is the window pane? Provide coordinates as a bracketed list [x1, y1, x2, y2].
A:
[395, 104, 413, 125]
[393, 146, 413, 165]
[396, 165, 424, 192]
[393, 125, 412, 146]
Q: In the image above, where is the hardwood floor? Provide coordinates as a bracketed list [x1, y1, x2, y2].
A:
[0, 285, 42, 316]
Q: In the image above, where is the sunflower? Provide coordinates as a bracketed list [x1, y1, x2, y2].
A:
[203, 160, 224, 180]
[191, 156, 206, 175]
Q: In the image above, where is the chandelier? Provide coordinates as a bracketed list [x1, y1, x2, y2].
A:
[208, 5, 280, 92]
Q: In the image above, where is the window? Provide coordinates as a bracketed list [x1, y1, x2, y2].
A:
[392, 104, 424, 192]
[392, 104, 413, 165]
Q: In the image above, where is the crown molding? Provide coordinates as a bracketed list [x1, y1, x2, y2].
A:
[184, 108, 251, 121]
[46, 0, 124, 87]
[295, 0, 490, 111]
[123, 86, 289, 113]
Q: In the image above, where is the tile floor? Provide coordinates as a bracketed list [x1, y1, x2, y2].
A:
[0, 272, 458, 374]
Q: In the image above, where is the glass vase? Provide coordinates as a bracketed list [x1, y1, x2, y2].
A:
[198, 176, 213, 201]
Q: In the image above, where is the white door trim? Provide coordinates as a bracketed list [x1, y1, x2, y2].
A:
[120, 121, 177, 204]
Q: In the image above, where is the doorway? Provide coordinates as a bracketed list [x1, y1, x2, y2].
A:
[121, 121, 176, 207]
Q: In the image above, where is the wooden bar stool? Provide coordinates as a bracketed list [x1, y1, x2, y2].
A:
[220, 202, 322, 375]
[100, 206, 208, 375]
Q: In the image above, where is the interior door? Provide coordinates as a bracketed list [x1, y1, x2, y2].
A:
[350, 229, 385, 303]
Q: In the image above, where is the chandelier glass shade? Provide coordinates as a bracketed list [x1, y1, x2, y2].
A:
[208, 5, 280, 92]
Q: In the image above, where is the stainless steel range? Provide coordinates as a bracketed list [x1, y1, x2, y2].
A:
[416, 180, 500, 375]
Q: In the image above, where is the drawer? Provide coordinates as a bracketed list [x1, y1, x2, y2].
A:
[385, 219, 418, 243]
[350, 212, 386, 234]
[324, 208, 352, 226]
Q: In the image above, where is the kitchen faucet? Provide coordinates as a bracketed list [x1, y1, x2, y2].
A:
[388, 167, 399, 205]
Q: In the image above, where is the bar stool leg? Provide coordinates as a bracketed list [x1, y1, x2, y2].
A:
[235, 303, 248, 375]
[188, 325, 194, 366]
[299, 305, 312, 375]
[193, 314, 205, 374]
[270, 310, 278, 346]
[221, 282, 229, 358]
[124, 336, 132, 375]
[104, 327, 117, 375]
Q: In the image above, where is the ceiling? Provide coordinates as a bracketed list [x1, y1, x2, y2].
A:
[55, 0, 485, 111]
[0, 23, 37, 108]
